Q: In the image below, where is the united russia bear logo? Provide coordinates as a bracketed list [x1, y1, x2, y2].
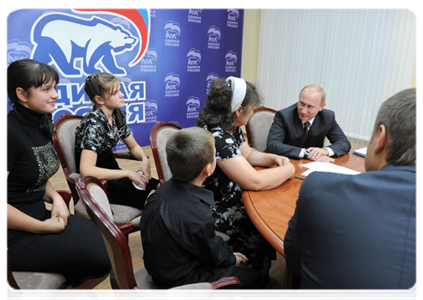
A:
[30, 9, 150, 77]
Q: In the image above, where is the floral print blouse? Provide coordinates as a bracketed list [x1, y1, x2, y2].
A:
[202, 125, 274, 275]
[74, 106, 131, 171]
[75, 106, 131, 154]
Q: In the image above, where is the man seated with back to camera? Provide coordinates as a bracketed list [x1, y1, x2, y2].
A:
[140, 127, 265, 289]
[266, 84, 351, 162]
[284, 88, 416, 288]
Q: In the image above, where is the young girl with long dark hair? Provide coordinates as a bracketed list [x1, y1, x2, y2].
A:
[7, 59, 110, 287]
[75, 73, 159, 209]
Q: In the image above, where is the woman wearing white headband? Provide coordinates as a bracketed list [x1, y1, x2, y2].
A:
[197, 77, 295, 285]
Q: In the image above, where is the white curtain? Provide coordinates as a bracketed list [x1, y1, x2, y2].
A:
[256, 9, 416, 142]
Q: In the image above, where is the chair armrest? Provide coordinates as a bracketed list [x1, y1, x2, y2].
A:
[5, 247, 23, 300]
[68, 173, 105, 187]
[57, 190, 72, 208]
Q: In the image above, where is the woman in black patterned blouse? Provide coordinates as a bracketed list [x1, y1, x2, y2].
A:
[197, 77, 295, 279]
[75, 73, 159, 209]
[7, 59, 110, 287]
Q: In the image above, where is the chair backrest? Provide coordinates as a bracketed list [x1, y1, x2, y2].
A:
[53, 113, 83, 175]
[75, 176, 137, 289]
[149, 121, 182, 183]
[76, 176, 241, 300]
[245, 106, 277, 152]
[53, 114, 83, 202]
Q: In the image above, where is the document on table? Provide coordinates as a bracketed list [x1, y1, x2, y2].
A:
[353, 147, 367, 157]
[301, 162, 360, 177]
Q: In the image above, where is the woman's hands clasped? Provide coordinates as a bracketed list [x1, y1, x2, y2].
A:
[273, 155, 296, 179]
[43, 193, 70, 233]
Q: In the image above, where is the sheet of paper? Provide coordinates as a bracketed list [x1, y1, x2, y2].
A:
[301, 161, 360, 176]
[353, 147, 367, 157]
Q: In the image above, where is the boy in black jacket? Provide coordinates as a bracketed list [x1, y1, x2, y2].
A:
[141, 127, 264, 289]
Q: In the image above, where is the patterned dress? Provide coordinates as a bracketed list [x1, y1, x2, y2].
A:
[202, 125, 275, 276]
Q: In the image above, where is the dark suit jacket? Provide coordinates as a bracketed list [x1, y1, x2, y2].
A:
[284, 164, 416, 289]
[265, 103, 351, 158]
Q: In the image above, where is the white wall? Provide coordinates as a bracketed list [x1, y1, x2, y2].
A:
[256, 9, 416, 142]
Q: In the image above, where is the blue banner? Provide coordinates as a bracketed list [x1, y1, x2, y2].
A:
[7, 9, 244, 148]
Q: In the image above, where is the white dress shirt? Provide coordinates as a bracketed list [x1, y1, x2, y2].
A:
[298, 118, 335, 158]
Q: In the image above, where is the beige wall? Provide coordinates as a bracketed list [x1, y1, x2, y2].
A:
[240, 9, 261, 85]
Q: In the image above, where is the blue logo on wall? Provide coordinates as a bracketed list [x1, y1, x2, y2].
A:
[30, 9, 150, 78]
[7, 8, 243, 147]
[31, 13, 137, 77]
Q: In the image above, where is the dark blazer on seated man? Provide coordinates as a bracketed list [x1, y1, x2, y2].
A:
[284, 88, 416, 289]
[266, 85, 351, 160]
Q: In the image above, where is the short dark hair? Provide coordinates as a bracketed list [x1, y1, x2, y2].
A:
[372, 88, 416, 166]
[166, 127, 215, 183]
[7, 59, 59, 138]
[196, 78, 261, 131]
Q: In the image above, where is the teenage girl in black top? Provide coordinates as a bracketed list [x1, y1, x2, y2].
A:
[75, 73, 159, 209]
[7, 59, 110, 287]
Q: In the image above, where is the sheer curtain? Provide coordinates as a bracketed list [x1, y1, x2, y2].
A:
[256, 9, 415, 142]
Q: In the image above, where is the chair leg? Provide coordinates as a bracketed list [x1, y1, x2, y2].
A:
[109, 270, 120, 289]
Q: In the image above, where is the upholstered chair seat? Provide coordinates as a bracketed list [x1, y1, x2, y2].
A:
[11, 272, 68, 289]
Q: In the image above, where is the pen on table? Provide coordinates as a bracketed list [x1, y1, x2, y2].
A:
[295, 176, 306, 180]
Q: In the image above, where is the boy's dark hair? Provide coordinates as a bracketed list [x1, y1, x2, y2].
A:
[166, 127, 215, 183]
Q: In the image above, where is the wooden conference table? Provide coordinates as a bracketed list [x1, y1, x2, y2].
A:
[242, 147, 365, 257]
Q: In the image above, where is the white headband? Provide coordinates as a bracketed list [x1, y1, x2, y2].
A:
[226, 76, 247, 113]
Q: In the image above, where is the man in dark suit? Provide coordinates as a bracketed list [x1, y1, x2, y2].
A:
[266, 84, 351, 161]
[284, 88, 416, 289]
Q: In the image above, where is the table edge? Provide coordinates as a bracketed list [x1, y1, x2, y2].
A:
[242, 190, 285, 256]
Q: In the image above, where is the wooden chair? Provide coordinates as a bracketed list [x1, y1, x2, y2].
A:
[8, 191, 72, 289]
[149, 121, 230, 242]
[245, 106, 277, 152]
[52, 113, 142, 236]
[149, 121, 182, 184]
[76, 176, 242, 290]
